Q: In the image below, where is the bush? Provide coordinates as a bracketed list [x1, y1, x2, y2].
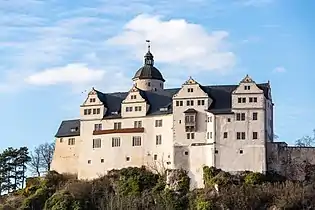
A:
[244, 172, 265, 185]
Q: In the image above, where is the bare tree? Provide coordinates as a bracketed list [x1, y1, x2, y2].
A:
[146, 154, 168, 177]
[28, 142, 55, 177]
[38, 142, 55, 172]
[29, 147, 41, 177]
[295, 129, 315, 147]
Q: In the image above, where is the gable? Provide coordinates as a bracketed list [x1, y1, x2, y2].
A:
[82, 88, 103, 106]
[173, 77, 209, 99]
[122, 85, 147, 104]
[233, 75, 263, 95]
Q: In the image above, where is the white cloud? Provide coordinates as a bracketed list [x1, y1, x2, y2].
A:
[273, 66, 286, 73]
[107, 14, 235, 72]
[25, 63, 105, 86]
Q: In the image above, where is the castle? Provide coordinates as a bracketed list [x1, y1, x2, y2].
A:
[51, 43, 313, 189]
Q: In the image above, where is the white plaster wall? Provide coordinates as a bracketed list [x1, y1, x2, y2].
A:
[133, 79, 164, 92]
[215, 111, 267, 173]
[172, 83, 210, 146]
[51, 136, 80, 175]
[189, 145, 214, 189]
[78, 114, 174, 179]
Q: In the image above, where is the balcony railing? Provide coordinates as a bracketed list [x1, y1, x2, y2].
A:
[93, 127, 144, 135]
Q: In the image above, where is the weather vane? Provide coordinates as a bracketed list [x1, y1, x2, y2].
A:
[146, 40, 151, 52]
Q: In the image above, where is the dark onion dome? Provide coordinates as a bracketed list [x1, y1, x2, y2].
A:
[132, 50, 165, 82]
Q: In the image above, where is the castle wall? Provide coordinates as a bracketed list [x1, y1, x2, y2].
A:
[267, 142, 315, 180]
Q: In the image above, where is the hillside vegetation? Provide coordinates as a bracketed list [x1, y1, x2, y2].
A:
[1, 166, 315, 210]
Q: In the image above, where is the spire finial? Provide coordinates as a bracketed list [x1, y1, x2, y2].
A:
[146, 40, 151, 52]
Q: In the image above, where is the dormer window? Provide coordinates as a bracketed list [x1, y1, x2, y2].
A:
[188, 88, 193, 93]
[90, 98, 96, 103]
[70, 127, 78, 132]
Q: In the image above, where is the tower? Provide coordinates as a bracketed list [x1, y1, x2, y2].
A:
[132, 40, 165, 92]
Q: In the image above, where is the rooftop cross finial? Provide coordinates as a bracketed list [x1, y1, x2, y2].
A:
[146, 40, 151, 52]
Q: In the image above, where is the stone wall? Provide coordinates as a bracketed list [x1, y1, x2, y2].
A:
[267, 142, 315, 180]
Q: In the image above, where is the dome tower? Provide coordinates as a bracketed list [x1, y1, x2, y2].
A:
[132, 40, 165, 92]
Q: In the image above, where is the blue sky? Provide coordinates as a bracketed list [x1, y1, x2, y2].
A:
[0, 0, 314, 150]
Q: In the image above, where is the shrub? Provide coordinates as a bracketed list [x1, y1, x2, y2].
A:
[244, 172, 265, 185]
[21, 187, 51, 210]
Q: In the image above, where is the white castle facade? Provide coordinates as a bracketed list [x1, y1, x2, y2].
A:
[51, 46, 274, 189]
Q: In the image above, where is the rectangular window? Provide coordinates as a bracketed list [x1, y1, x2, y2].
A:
[154, 154, 157, 160]
[87, 109, 91, 115]
[238, 97, 242, 103]
[90, 98, 96, 103]
[254, 97, 257, 102]
[186, 100, 190, 106]
[93, 108, 97, 114]
[249, 97, 253, 102]
[112, 137, 121, 147]
[236, 113, 241, 121]
[156, 135, 162, 145]
[131, 95, 137, 99]
[241, 113, 245, 121]
[176, 101, 179, 106]
[134, 121, 142, 128]
[185, 115, 195, 123]
[68, 138, 75, 145]
[93, 138, 101, 148]
[207, 132, 209, 139]
[236, 113, 245, 121]
[132, 136, 141, 146]
[135, 106, 142, 111]
[179, 101, 183, 106]
[155, 120, 163, 127]
[241, 132, 246, 140]
[253, 132, 258, 139]
[190, 100, 194, 106]
[197, 100, 205, 106]
[114, 122, 122, 130]
[253, 112, 258, 120]
[210, 132, 212, 138]
[242, 98, 246, 103]
[126, 107, 133, 112]
[187, 133, 195, 139]
[237, 132, 245, 140]
[96, 108, 100, 114]
[94, 124, 102, 131]
[224, 132, 228, 138]
[84, 109, 88, 115]
[188, 88, 193, 92]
